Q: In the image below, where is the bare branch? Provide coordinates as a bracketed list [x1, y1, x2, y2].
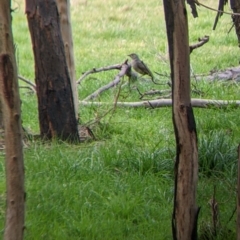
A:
[195, 0, 240, 16]
[80, 99, 240, 109]
[190, 36, 209, 53]
[137, 88, 171, 100]
[19, 86, 36, 93]
[83, 60, 131, 101]
[77, 63, 122, 84]
[213, 0, 228, 30]
[187, 0, 198, 18]
[18, 75, 36, 90]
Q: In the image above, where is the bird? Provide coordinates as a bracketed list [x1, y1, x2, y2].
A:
[128, 53, 154, 80]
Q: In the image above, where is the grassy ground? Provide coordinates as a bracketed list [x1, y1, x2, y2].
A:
[0, 0, 240, 239]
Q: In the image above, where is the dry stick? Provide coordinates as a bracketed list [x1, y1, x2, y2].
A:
[79, 99, 240, 108]
[189, 36, 209, 53]
[195, 0, 240, 16]
[83, 82, 125, 127]
[85, 107, 115, 127]
[18, 75, 36, 92]
[83, 60, 130, 101]
[137, 88, 171, 100]
[77, 63, 122, 84]
[153, 36, 209, 91]
[19, 86, 36, 93]
[209, 186, 218, 237]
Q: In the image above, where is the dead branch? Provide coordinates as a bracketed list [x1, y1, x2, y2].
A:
[18, 75, 36, 92]
[77, 63, 122, 84]
[208, 186, 219, 237]
[195, 0, 240, 16]
[190, 36, 209, 53]
[83, 60, 131, 101]
[79, 98, 240, 108]
[213, 0, 227, 30]
[136, 88, 171, 100]
[19, 86, 36, 94]
[187, 0, 198, 18]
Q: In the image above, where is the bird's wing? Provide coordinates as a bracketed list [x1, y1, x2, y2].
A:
[140, 60, 154, 78]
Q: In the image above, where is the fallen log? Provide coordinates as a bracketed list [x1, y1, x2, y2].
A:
[79, 98, 240, 108]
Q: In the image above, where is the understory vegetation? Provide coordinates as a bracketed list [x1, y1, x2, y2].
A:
[0, 0, 240, 239]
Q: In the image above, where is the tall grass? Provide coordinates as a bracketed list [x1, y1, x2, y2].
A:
[0, 0, 240, 239]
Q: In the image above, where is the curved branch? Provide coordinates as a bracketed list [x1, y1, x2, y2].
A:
[195, 0, 240, 16]
[83, 60, 131, 101]
[190, 36, 209, 53]
[77, 63, 122, 84]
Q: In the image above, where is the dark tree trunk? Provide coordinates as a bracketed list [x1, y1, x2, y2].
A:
[25, 0, 79, 141]
[0, 101, 3, 129]
[163, 0, 199, 239]
[0, 1, 25, 239]
[230, 0, 240, 46]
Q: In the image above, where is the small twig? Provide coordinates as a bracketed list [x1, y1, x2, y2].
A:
[227, 23, 235, 34]
[19, 86, 36, 93]
[113, 80, 123, 112]
[85, 107, 115, 127]
[154, 71, 170, 79]
[208, 185, 219, 237]
[84, 82, 134, 127]
[77, 64, 122, 84]
[227, 206, 237, 224]
[83, 60, 130, 101]
[189, 36, 209, 53]
[139, 89, 171, 100]
[195, 0, 240, 16]
[135, 87, 144, 99]
[18, 75, 36, 92]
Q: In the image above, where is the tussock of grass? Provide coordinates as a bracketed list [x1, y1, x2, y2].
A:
[0, 0, 240, 239]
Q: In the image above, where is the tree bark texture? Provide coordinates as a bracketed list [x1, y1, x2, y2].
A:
[0, 1, 25, 239]
[230, 0, 240, 46]
[25, 0, 79, 141]
[56, 0, 79, 120]
[0, 101, 3, 129]
[163, 0, 199, 239]
[237, 144, 240, 240]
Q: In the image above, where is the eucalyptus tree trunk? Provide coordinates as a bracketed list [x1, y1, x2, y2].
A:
[56, 0, 79, 120]
[237, 144, 240, 240]
[163, 0, 199, 239]
[0, 0, 25, 239]
[26, 0, 79, 141]
[0, 102, 3, 129]
[230, 0, 240, 46]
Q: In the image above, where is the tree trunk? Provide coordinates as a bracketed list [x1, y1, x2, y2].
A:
[163, 0, 199, 239]
[0, 101, 3, 129]
[237, 144, 240, 240]
[0, 1, 25, 239]
[25, 0, 80, 141]
[56, 0, 79, 120]
[230, 0, 240, 47]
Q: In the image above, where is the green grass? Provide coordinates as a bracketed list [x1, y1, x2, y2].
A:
[0, 0, 240, 239]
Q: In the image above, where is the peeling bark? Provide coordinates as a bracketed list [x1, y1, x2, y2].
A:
[230, 0, 240, 47]
[56, 0, 79, 120]
[163, 0, 199, 239]
[0, 1, 25, 239]
[237, 144, 240, 240]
